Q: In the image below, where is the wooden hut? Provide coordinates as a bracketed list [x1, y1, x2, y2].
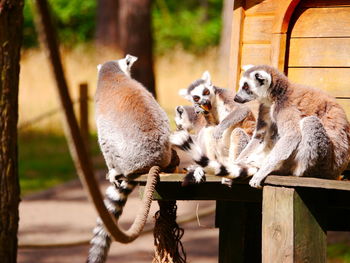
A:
[229, 0, 350, 117]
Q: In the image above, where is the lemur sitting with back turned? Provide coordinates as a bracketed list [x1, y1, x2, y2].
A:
[88, 54, 178, 263]
[172, 65, 350, 188]
[173, 71, 256, 184]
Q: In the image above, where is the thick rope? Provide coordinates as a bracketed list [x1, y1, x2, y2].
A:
[103, 166, 160, 243]
[153, 201, 187, 263]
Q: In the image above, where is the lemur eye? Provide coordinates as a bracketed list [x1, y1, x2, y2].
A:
[193, 95, 200, 102]
[176, 107, 183, 116]
[243, 82, 249, 90]
[203, 88, 210, 96]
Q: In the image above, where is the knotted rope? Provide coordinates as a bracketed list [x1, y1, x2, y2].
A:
[153, 200, 187, 263]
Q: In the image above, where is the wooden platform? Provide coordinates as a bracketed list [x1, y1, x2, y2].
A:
[136, 174, 350, 263]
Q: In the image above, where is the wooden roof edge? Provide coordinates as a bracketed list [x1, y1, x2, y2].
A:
[135, 173, 350, 191]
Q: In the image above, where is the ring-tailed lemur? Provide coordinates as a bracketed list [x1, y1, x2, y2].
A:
[173, 65, 350, 188]
[233, 64, 350, 187]
[173, 71, 255, 185]
[88, 54, 176, 263]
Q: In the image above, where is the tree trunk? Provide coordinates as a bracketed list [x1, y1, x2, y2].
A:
[219, 0, 233, 76]
[119, 0, 156, 97]
[0, 0, 24, 262]
[95, 0, 120, 50]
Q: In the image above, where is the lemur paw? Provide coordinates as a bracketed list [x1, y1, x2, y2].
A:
[107, 169, 122, 185]
[249, 175, 264, 188]
[221, 178, 233, 187]
[213, 128, 223, 140]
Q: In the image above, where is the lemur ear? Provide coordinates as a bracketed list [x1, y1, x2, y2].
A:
[178, 89, 192, 101]
[242, 64, 254, 71]
[201, 70, 211, 85]
[97, 64, 102, 72]
[125, 54, 138, 68]
[175, 106, 184, 116]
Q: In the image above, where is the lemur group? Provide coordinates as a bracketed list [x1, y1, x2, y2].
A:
[87, 54, 350, 263]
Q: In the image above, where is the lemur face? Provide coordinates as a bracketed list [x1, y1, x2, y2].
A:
[234, 65, 272, 103]
[174, 106, 197, 131]
[179, 71, 215, 113]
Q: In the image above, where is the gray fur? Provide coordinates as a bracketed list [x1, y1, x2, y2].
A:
[235, 65, 350, 188]
[88, 55, 172, 262]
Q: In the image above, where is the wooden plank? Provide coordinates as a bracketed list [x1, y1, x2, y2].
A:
[136, 174, 350, 191]
[262, 186, 294, 262]
[216, 202, 261, 263]
[271, 33, 287, 70]
[245, 0, 277, 16]
[229, 0, 245, 91]
[241, 44, 271, 65]
[262, 186, 327, 263]
[287, 68, 350, 97]
[300, 0, 350, 8]
[264, 175, 350, 191]
[139, 181, 262, 202]
[291, 7, 350, 38]
[288, 38, 350, 67]
[243, 16, 274, 43]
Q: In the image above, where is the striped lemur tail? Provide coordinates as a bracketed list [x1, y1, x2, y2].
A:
[170, 130, 257, 180]
[87, 180, 137, 263]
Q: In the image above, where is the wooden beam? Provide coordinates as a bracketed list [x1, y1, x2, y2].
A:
[136, 174, 350, 192]
[262, 186, 326, 263]
[229, 0, 245, 91]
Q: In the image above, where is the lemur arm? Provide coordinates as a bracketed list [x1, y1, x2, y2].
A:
[249, 107, 302, 188]
[213, 106, 250, 139]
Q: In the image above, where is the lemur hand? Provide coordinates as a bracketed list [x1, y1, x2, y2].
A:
[213, 126, 224, 140]
[194, 104, 206, 114]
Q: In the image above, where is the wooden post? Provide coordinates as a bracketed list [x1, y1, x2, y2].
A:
[262, 186, 326, 263]
[216, 201, 261, 263]
[79, 83, 89, 152]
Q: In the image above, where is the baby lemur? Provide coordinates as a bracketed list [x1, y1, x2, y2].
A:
[173, 71, 255, 184]
[173, 65, 350, 188]
[89, 54, 176, 263]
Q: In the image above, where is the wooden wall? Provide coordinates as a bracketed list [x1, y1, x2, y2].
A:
[286, 0, 350, 118]
[231, 0, 350, 118]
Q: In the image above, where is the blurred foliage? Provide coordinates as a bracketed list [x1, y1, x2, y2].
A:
[328, 243, 350, 263]
[22, 0, 222, 53]
[23, 0, 96, 48]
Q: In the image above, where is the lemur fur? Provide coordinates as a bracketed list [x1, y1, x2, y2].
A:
[88, 54, 175, 263]
[174, 71, 255, 185]
[171, 65, 350, 188]
[233, 64, 350, 187]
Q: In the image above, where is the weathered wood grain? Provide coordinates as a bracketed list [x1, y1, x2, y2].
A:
[300, 0, 350, 8]
[291, 7, 350, 38]
[245, 0, 277, 16]
[241, 44, 271, 65]
[243, 16, 274, 43]
[136, 174, 350, 191]
[262, 186, 326, 263]
[287, 68, 350, 97]
[229, 0, 245, 90]
[288, 38, 350, 67]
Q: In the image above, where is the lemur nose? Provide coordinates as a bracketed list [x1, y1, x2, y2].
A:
[234, 95, 244, 103]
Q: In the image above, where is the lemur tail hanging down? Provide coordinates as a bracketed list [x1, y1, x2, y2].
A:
[88, 55, 177, 263]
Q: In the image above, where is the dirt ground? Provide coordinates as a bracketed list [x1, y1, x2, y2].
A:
[18, 176, 218, 263]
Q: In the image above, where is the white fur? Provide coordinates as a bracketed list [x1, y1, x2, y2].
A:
[201, 70, 211, 85]
[242, 64, 254, 71]
[117, 54, 138, 77]
[97, 64, 102, 72]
